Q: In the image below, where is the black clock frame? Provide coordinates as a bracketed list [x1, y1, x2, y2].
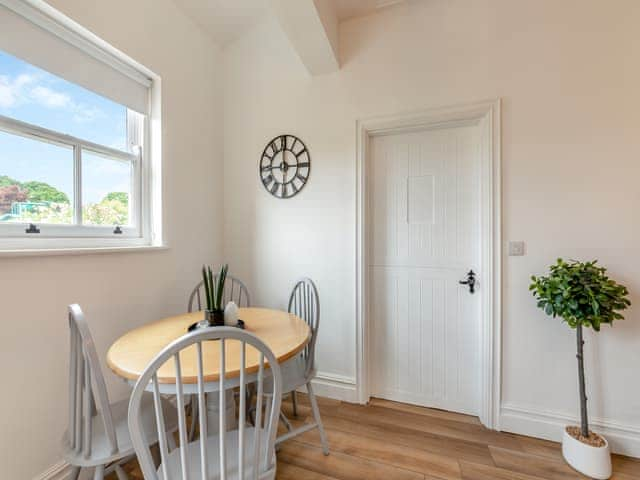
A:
[259, 134, 310, 199]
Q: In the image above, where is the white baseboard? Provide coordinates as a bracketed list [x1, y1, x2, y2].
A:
[501, 403, 640, 458]
[33, 461, 72, 480]
[302, 372, 358, 403]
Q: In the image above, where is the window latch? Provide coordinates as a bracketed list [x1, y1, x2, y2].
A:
[113, 226, 123, 234]
[25, 223, 40, 234]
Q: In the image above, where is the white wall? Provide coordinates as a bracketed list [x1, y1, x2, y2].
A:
[222, 0, 640, 455]
[0, 1, 224, 478]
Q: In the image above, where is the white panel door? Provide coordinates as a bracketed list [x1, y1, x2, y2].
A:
[369, 124, 481, 416]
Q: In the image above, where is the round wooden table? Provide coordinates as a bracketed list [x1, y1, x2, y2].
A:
[107, 307, 311, 430]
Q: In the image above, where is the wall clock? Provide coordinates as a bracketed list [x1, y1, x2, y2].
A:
[259, 134, 310, 199]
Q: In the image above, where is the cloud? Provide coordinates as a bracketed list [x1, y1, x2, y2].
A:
[72, 105, 105, 124]
[0, 78, 14, 108]
[0, 73, 35, 108]
[0, 70, 106, 125]
[30, 86, 71, 108]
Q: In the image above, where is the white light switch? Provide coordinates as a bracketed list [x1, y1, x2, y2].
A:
[509, 241, 525, 256]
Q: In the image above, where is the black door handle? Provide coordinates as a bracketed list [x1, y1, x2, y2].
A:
[459, 270, 476, 294]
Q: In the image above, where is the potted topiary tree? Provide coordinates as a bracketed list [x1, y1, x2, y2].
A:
[530, 259, 630, 479]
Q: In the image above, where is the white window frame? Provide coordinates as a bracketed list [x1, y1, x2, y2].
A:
[0, 0, 162, 254]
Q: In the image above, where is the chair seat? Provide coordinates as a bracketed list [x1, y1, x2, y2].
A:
[264, 355, 312, 395]
[63, 394, 177, 467]
[159, 427, 276, 480]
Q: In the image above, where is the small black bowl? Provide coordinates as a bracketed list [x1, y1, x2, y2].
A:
[187, 319, 245, 333]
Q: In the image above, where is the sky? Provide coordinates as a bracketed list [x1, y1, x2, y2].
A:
[0, 49, 131, 204]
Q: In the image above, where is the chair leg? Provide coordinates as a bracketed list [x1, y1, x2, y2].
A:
[246, 384, 254, 422]
[307, 382, 329, 455]
[248, 405, 256, 426]
[188, 394, 198, 440]
[114, 464, 129, 480]
[264, 395, 272, 431]
[291, 390, 298, 417]
[167, 430, 177, 451]
[69, 466, 81, 480]
[279, 410, 293, 431]
[93, 464, 105, 480]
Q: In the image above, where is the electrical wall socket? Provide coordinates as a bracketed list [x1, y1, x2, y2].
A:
[509, 241, 525, 256]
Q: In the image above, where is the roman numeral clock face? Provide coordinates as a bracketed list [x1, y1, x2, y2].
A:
[260, 135, 310, 199]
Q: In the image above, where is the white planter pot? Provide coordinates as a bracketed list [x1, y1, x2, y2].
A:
[562, 427, 611, 479]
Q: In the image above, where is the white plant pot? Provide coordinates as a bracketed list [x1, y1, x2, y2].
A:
[562, 427, 611, 479]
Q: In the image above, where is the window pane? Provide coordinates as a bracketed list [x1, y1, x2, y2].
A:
[0, 49, 129, 151]
[82, 150, 132, 226]
[0, 129, 73, 224]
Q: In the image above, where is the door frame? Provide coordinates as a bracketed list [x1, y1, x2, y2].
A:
[355, 99, 502, 429]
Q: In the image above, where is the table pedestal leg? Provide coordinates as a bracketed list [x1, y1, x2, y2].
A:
[205, 390, 236, 434]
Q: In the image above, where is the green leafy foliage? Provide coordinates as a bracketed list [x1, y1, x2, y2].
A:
[83, 198, 128, 225]
[0, 173, 129, 225]
[103, 191, 128, 206]
[0, 175, 17, 187]
[21, 181, 69, 203]
[0, 176, 69, 203]
[529, 259, 630, 331]
[202, 264, 229, 311]
[27, 202, 72, 223]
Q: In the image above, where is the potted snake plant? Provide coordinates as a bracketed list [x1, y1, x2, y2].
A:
[202, 263, 228, 326]
[530, 259, 630, 479]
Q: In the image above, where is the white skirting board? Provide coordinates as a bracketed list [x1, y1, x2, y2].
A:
[298, 372, 359, 403]
[500, 404, 640, 458]
[33, 460, 72, 480]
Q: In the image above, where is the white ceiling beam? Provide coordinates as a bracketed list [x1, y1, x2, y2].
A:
[270, 0, 339, 75]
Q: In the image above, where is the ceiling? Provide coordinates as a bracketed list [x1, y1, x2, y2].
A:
[332, 0, 403, 22]
[174, 0, 269, 46]
[175, 0, 404, 46]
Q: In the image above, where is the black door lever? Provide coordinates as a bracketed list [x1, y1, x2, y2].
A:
[459, 270, 476, 294]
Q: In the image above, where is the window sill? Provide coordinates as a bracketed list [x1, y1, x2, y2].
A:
[0, 244, 168, 258]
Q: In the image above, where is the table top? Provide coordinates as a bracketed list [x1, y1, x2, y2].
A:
[106, 308, 311, 384]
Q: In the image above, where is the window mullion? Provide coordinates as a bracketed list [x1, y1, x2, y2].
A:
[132, 148, 141, 232]
[73, 144, 82, 225]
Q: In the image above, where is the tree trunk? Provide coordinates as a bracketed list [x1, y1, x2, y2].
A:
[576, 323, 589, 437]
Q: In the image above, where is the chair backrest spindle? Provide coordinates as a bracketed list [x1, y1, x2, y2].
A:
[82, 354, 92, 458]
[219, 337, 227, 479]
[253, 353, 264, 477]
[288, 278, 320, 378]
[173, 354, 190, 480]
[196, 341, 209, 480]
[74, 348, 83, 453]
[238, 341, 246, 480]
[152, 373, 170, 479]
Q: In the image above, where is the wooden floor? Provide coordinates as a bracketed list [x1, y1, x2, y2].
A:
[111, 394, 640, 480]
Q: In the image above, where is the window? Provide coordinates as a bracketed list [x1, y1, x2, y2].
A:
[0, 1, 159, 251]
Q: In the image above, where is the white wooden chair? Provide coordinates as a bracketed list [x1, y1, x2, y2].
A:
[188, 274, 251, 312]
[63, 304, 178, 480]
[268, 278, 329, 455]
[128, 326, 282, 480]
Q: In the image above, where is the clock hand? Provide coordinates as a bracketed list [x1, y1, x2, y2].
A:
[282, 150, 288, 183]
